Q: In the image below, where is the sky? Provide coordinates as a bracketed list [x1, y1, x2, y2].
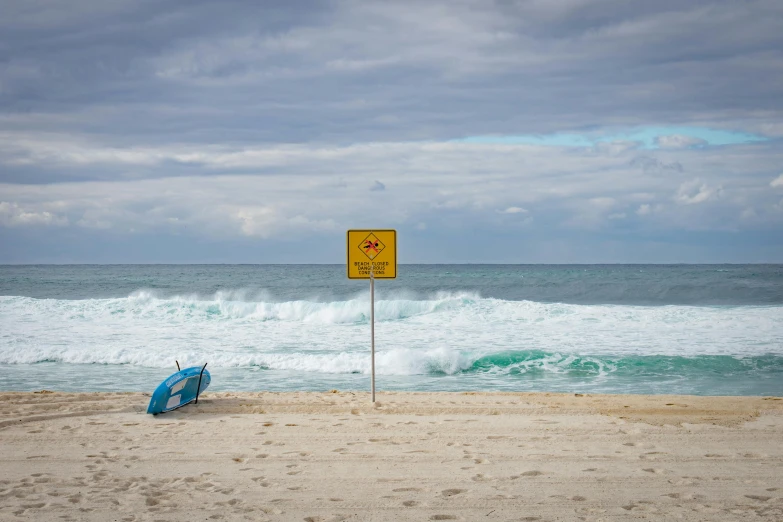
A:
[1, 0, 782, 263]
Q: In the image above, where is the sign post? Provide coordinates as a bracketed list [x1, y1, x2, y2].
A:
[347, 230, 397, 403]
[370, 267, 375, 402]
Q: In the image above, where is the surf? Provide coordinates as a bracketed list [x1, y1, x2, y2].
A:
[1, 292, 781, 369]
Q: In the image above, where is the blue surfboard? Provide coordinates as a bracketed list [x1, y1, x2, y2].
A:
[147, 363, 210, 415]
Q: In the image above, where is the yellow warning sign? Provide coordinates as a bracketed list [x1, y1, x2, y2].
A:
[347, 229, 397, 279]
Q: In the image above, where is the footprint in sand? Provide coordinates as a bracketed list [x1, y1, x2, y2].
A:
[430, 516, 457, 521]
[745, 495, 772, 502]
[403, 500, 419, 507]
[441, 489, 466, 497]
[668, 477, 698, 486]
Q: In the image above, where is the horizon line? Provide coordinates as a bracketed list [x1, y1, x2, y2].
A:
[2, 262, 781, 267]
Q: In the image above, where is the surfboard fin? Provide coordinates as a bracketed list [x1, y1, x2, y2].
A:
[195, 363, 208, 405]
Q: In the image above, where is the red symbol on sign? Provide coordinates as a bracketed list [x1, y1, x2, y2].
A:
[359, 233, 385, 260]
[364, 240, 380, 254]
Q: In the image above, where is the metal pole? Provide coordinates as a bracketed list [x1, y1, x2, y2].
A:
[370, 268, 375, 403]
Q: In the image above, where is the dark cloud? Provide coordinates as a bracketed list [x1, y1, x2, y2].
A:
[1, 0, 782, 147]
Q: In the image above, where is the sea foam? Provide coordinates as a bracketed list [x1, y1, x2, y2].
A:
[1, 292, 781, 374]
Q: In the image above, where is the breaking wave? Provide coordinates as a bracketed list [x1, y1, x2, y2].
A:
[1, 292, 781, 377]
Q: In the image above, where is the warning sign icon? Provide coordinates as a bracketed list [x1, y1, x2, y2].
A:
[359, 233, 385, 260]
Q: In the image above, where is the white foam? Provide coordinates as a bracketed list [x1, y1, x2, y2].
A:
[118, 290, 474, 323]
[0, 293, 781, 373]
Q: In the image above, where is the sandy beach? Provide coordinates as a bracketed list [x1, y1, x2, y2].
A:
[1, 391, 782, 521]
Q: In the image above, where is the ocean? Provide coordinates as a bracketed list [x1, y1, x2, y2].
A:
[1, 264, 781, 396]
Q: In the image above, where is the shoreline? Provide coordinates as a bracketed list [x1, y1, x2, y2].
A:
[3, 390, 782, 425]
[2, 391, 782, 520]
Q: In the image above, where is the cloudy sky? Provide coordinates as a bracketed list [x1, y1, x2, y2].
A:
[1, 0, 782, 263]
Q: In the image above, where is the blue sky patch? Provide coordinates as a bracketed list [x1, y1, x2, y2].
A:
[456, 127, 768, 149]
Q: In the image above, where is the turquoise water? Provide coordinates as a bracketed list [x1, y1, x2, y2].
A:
[1, 264, 781, 396]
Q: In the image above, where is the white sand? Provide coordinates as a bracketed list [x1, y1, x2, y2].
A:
[1, 391, 782, 521]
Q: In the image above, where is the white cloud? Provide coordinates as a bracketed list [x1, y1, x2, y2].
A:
[499, 206, 527, 214]
[234, 206, 277, 237]
[675, 179, 721, 205]
[771, 174, 783, 188]
[0, 201, 68, 227]
[591, 141, 640, 155]
[0, 132, 781, 238]
[654, 135, 708, 149]
[561, 197, 620, 229]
